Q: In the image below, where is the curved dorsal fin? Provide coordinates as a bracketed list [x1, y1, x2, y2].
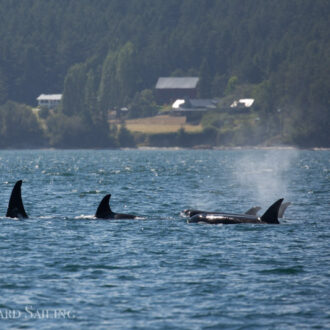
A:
[260, 198, 283, 224]
[6, 180, 28, 219]
[95, 194, 113, 219]
[245, 206, 261, 216]
[278, 201, 291, 218]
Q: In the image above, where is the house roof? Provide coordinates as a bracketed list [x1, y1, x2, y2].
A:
[37, 94, 62, 101]
[155, 77, 199, 89]
[188, 99, 217, 108]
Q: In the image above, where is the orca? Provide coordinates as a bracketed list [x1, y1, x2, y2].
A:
[183, 206, 261, 218]
[188, 199, 283, 225]
[6, 180, 28, 219]
[95, 194, 136, 219]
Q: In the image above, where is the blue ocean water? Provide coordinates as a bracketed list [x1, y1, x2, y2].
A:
[0, 149, 329, 329]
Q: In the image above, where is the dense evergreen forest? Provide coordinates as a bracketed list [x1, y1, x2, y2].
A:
[0, 0, 329, 148]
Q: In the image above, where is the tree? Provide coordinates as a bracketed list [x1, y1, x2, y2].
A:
[0, 67, 8, 104]
[116, 42, 139, 105]
[0, 101, 46, 147]
[98, 50, 118, 112]
[198, 59, 213, 98]
[225, 76, 238, 95]
[62, 63, 87, 116]
[128, 89, 158, 118]
[117, 123, 136, 147]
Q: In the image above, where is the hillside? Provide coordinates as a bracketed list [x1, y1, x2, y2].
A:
[0, 0, 329, 148]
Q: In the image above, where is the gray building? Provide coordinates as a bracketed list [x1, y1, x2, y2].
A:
[155, 77, 199, 104]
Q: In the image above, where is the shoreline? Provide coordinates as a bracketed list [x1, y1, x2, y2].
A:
[0, 146, 329, 151]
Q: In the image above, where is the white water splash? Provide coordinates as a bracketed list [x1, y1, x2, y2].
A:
[74, 214, 95, 219]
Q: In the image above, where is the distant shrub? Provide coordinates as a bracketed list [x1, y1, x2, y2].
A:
[46, 113, 116, 148]
[38, 107, 50, 119]
[0, 101, 46, 147]
[117, 124, 136, 147]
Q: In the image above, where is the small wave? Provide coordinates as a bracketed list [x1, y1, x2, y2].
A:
[117, 275, 136, 281]
[46, 172, 75, 177]
[72, 215, 147, 220]
[0, 217, 22, 221]
[61, 264, 81, 272]
[101, 284, 117, 288]
[79, 190, 101, 197]
[134, 216, 146, 220]
[0, 283, 31, 289]
[259, 266, 304, 275]
[74, 214, 95, 220]
[39, 215, 55, 219]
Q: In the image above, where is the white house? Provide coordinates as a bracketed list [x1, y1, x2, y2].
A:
[230, 98, 255, 109]
[37, 94, 62, 109]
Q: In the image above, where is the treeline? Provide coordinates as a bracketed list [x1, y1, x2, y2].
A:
[0, 0, 329, 147]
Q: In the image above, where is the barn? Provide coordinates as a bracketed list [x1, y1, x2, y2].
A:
[155, 77, 199, 104]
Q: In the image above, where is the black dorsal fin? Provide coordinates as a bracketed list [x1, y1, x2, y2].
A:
[245, 206, 261, 216]
[6, 180, 28, 219]
[95, 194, 113, 219]
[260, 199, 283, 224]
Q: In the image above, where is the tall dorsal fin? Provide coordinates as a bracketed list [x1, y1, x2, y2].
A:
[245, 206, 261, 216]
[95, 194, 113, 219]
[260, 198, 283, 224]
[6, 180, 28, 219]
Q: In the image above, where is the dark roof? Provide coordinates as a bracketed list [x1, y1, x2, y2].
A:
[155, 77, 199, 89]
[188, 99, 217, 108]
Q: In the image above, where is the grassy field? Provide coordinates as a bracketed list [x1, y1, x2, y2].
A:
[122, 115, 203, 134]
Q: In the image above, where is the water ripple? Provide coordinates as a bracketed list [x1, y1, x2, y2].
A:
[0, 149, 328, 328]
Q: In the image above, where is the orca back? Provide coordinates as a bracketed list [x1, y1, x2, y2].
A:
[95, 194, 137, 219]
[185, 206, 261, 218]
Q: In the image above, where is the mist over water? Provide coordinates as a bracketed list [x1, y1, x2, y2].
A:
[233, 149, 299, 208]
